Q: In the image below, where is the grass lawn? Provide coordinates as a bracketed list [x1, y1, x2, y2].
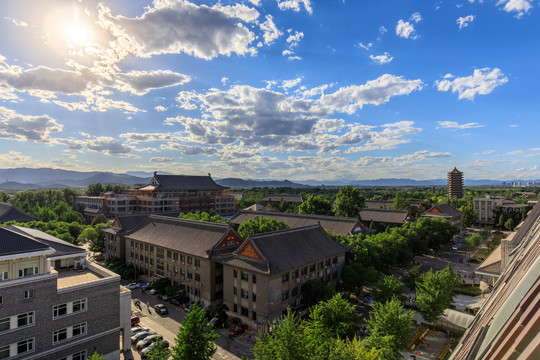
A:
[454, 284, 482, 296]
[474, 248, 491, 260]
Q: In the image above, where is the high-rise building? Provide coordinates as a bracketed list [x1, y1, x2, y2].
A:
[447, 167, 464, 199]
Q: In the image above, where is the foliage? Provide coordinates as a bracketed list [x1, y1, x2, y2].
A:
[464, 234, 482, 255]
[1, 220, 90, 244]
[147, 337, 171, 360]
[87, 352, 105, 360]
[505, 218, 515, 231]
[105, 257, 138, 280]
[328, 337, 382, 360]
[178, 211, 225, 223]
[172, 302, 218, 360]
[404, 266, 420, 292]
[152, 278, 172, 294]
[308, 295, 358, 339]
[237, 216, 290, 238]
[339, 262, 379, 299]
[302, 279, 335, 308]
[365, 296, 414, 359]
[209, 303, 229, 328]
[86, 182, 127, 196]
[459, 203, 477, 228]
[334, 185, 365, 218]
[298, 194, 333, 216]
[415, 263, 461, 324]
[373, 275, 406, 304]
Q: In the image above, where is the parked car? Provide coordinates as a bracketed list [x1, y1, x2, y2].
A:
[452, 245, 459, 251]
[207, 316, 218, 328]
[131, 326, 149, 336]
[140, 339, 170, 358]
[228, 323, 248, 337]
[136, 334, 161, 350]
[126, 282, 140, 290]
[149, 288, 157, 295]
[154, 304, 168, 315]
[131, 331, 154, 344]
[131, 316, 140, 326]
[184, 303, 193, 312]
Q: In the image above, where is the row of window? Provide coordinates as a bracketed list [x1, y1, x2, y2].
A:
[129, 243, 201, 266]
[53, 322, 87, 344]
[53, 299, 87, 319]
[0, 267, 40, 281]
[232, 304, 258, 321]
[0, 312, 34, 333]
[233, 270, 257, 283]
[0, 338, 34, 359]
[233, 287, 257, 302]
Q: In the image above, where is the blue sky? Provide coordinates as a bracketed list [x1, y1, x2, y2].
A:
[0, 0, 539, 182]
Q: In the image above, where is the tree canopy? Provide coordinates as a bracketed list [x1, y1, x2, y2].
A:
[334, 185, 365, 218]
[308, 295, 358, 339]
[237, 216, 290, 238]
[178, 211, 225, 223]
[298, 194, 333, 216]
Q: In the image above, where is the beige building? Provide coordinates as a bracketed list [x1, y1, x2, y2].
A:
[473, 196, 504, 224]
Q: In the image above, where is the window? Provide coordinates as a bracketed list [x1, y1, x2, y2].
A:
[195, 288, 200, 297]
[72, 322, 86, 337]
[233, 287, 237, 295]
[72, 350, 87, 360]
[187, 272, 193, 280]
[16, 339, 33, 355]
[173, 252, 179, 261]
[309, 263, 316, 272]
[241, 289, 249, 299]
[292, 287, 298, 297]
[252, 292, 257, 302]
[332, 256, 338, 264]
[282, 290, 289, 301]
[18, 267, 38, 277]
[17, 312, 33, 327]
[195, 273, 200, 282]
[0, 317, 9, 332]
[325, 258, 331, 267]
[24, 290, 35, 299]
[180, 254, 185, 263]
[167, 250, 172, 258]
[233, 269, 237, 278]
[150, 258, 154, 266]
[53, 328, 68, 343]
[1, 272, 7, 280]
[174, 266, 178, 274]
[233, 304, 238, 313]
[145, 244, 149, 251]
[0, 345, 9, 359]
[0, 296, 2, 305]
[252, 274, 257, 284]
[241, 307, 249, 317]
[241, 271, 249, 281]
[72, 299, 86, 313]
[187, 256, 192, 265]
[318, 261, 323, 270]
[180, 268, 185, 276]
[195, 258, 200, 267]
[53, 304, 67, 318]
[291, 269, 299, 279]
[252, 312, 257, 321]
[301, 266, 308, 276]
[282, 273, 289, 283]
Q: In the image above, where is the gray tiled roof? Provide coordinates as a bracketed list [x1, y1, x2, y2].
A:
[422, 203, 462, 218]
[221, 225, 350, 274]
[146, 174, 226, 191]
[0, 202, 40, 223]
[261, 195, 305, 203]
[364, 200, 422, 210]
[230, 210, 360, 235]
[0, 227, 50, 256]
[359, 208, 412, 225]
[6, 225, 86, 257]
[123, 215, 231, 258]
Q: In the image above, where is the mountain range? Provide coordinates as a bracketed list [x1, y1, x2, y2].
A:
[0, 168, 537, 189]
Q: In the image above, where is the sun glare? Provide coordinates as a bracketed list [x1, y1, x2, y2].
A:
[65, 23, 91, 45]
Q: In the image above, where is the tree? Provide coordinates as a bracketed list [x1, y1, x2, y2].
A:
[87, 353, 105, 360]
[209, 303, 229, 328]
[237, 216, 290, 238]
[86, 182, 104, 196]
[299, 194, 333, 216]
[302, 279, 335, 307]
[339, 263, 379, 299]
[178, 211, 225, 223]
[308, 295, 358, 339]
[77, 227, 103, 251]
[253, 308, 309, 360]
[328, 338, 381, 360]
[459, 203, 477, 228]
[404, 266, 420, 292]
[171, 302, 218, 360]
[147, 337, 172, 360]
[392, 192, 403, 210]
[415, 264, 460, 325]
[505, 218, 515, 231]
[334, 185, 365, 218]
[364, 296, 414, 359]
[498, 213, 506, 229]
[373, 275, 406, 304]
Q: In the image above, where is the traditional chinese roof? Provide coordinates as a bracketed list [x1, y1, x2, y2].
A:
[421, 203, 462, 218]
[0, 202, 40, 223]
[261, 194, 305, 203]
[6, 225, 86, 258]
[102, 214, 149, 235]
[0, 226, 50, 256]
[139, 173, 226, 191]
[220, 225, 350, 274]
[364, 200, 423, 210]
[359, 208, 413, 225]
[230, 210, 366, 235]
[122, 215, 233, 258]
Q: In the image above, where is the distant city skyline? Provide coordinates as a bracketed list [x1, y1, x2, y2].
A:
[1, 0, 539, 181]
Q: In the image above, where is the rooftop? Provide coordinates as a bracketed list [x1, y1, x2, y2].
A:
[55, 262, 119, 291]
[0, 202, 40, 223]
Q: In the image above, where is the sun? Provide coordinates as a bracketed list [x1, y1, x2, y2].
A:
[64, 22, 92, 46]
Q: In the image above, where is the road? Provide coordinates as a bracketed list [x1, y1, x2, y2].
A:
[125, 287, 254, 360]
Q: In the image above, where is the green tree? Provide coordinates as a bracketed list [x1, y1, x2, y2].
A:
[86, 182, 104, 196]
[459, 203, 477, 228]
[237, 216, 290, 238]
[404, 266, 420, 292]
[87, 352, 105, 360]
[339, 263, 379, 299]
[209, 303, 229, 328]
[147, 337, 171, 360]
[302, 279, 335, 307]
[308, 295, 358, 339]
[334, 185, 365, 218]
[328, 338, 381, 360]
[392, 192, 403, 210]
[498, 213, 506, 228]
[415, 264, 461, 325]
[171, 302, 218, 360]
[178, 211, 225, 223]
[299, 194, 333, 216]
[365, 296, 414, 359]
[253, 308, 308, 360]
[505, 218, 515, 231]
[77, 227, 103, 251]
[373, 275, 406, 304]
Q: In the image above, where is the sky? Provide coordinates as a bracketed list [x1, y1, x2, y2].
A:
[0, 0, 539, 182]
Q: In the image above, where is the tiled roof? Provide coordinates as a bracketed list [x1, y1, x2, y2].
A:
[359, 208, 412, 225]
[475, 245, 502, 276]
[6, 225, 86, 257]
[364, 200, 422, 210]
[261, 195, 305, 203]
[230, 210, 361, 235]
[422, 203, 462, 218]
[123, 215, 231, 258]
[0, 202, 40, 223]
[221, 225, 350, 274]
[144, 174, 226, 191]
[243, 204, 269, 212]
[0, 226, 50, 256]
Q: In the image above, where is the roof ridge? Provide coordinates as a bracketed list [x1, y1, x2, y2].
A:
[148, 214, 229, 230]
[251, 223, 321, 239]
[238, 210, 356, 221]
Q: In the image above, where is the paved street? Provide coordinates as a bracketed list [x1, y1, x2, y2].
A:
[125, 287, 253, 360]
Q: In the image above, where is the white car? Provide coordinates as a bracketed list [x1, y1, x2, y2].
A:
[452, 245, 459, 251]
[126, 283, 140, 290]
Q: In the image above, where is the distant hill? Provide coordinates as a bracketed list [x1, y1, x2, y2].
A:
[216, 178, 310, 188]
[0, 181, 41, 189]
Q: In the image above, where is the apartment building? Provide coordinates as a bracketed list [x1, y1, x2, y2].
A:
[103, 216, 349, 330]
[0, 226, 130, 360]
[473, 196, 504, 224]
[75, 173, 235, 222]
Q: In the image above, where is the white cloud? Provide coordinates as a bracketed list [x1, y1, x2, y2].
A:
[114, 70, 190, 95]
[379, 26, 387, 34]
[457, 15, 475, 30]
[282, 77, 302, 89]
[358, 42, 372, 50]
[154, 106, 167, 112]
[0, 107, 63, 142]
[393, 150, 451, 165]
[410, 12, 422, 23]
[497, 0, 532, 18]
[248, 0, 261, 5]
[277, 0, 313, 15]
[283, 30, 304, 60]
[221, 77, 229, 85]
[0, 151, 34, 168]
[396, 20, 417, 39]
[85, 136, 133, 156]
[260, 15, 282, 45]
[97, 1, 258, 60]
[150, 157, 174, 163]
[436, 67, 508, 100]
[436, 121, 485, 129]
[370, 52, 393, 64]
[5, 17, 28, 27]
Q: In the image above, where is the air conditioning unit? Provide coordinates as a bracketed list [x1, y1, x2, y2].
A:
[319, 271, 323, 277]
[326, 268, 331, 274]
[295, 298, 301, 306]
[295, 278, 300, 283]
[304, 275, 309, 279]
